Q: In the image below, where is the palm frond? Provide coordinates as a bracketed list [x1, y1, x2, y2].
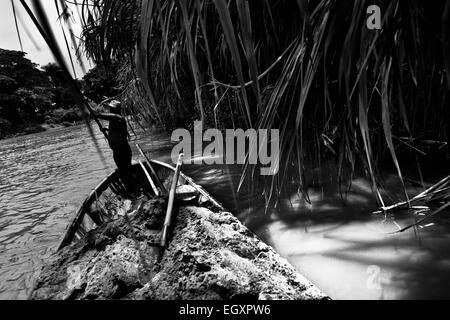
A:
[48, 0, 450, 205]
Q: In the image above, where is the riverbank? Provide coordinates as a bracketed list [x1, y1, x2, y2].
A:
[1, 121, 84, 140]
[0, 107, 85, 140]
[0, 103, 112, 140]
[30, 196, 327, 300]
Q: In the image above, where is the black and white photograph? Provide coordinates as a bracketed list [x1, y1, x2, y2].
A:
[1, 0, 450, 307]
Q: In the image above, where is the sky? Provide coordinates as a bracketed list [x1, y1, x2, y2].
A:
[0, 0, 93, 78]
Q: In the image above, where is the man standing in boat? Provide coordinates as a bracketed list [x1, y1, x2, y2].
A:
[96, 100, 133, 180]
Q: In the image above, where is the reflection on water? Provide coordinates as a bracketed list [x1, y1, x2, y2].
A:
[0, 125, 114, 299]
[265, 181, 450, 300]
[1, 124, 450, 299]
[182, 164, 450, 300]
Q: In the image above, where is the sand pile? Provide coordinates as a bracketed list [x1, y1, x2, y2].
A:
[31, 197, 327, 300]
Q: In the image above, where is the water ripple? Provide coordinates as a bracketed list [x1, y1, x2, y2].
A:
[0, 124, 115, 299]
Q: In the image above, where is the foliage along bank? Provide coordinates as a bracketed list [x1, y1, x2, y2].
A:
[0, 49, 119, 139]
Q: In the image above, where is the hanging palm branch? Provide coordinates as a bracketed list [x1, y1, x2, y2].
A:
[13, 0, 450, 207]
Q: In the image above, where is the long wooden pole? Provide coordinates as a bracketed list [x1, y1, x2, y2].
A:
[136, 144, 167, 194]
[160, 153, 184, 248]
[19, 0, 109, 141]
[138, 160, 159, 196]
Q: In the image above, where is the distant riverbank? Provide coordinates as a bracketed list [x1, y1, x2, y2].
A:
[0, 121, 80, 140]
[0, 106, 95, 140]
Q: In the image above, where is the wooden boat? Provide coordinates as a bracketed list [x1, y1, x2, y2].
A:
[34, 159, 328, 300]
[57, 159, 224, 251]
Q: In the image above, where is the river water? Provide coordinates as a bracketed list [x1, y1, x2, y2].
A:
[1, 124, 450, 299]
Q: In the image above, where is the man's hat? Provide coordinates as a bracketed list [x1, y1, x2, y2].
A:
[108, 100, 121, 109]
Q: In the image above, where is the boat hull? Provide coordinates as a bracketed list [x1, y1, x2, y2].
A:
[58, 160, 224, 250]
